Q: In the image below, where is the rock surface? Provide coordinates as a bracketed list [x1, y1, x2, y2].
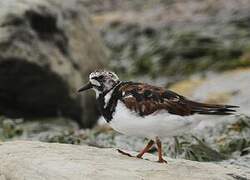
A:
[0, 0, 108, 127]
[0, 141, 249, 180]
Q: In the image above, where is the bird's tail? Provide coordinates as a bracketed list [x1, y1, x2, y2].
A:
[187, 100, 239, 115]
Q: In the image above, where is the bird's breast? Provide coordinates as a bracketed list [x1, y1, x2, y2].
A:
[109, 101, 196, 139]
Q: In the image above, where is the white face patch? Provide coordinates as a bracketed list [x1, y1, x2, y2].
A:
[89, 79, 101, 87]
[88, 70, 120, 95]
[104, 89, 114, 108]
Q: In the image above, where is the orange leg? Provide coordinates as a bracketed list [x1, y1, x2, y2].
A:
[117, 139, 154, 158]
[156, 137, 167, 163]
[136, 140, 155, 158]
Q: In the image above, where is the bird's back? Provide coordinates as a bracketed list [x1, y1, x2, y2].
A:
[116, 81, 239, 117]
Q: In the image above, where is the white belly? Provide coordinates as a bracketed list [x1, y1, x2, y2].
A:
[109, 101, 199, 139]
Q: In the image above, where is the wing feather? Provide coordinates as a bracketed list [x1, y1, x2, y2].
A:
[118, 82, 238, 117]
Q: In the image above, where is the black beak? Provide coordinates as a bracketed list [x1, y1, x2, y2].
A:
[78, 82, 92, 92]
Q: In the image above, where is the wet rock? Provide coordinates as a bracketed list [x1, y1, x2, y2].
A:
[0, 141, 248, 180]
[0, 0, 108, 128]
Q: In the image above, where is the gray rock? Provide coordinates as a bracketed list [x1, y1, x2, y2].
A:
[0, 0, 108, 127]
[0, 141, 249, 180]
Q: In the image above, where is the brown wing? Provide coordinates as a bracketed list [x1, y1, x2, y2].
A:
[118, 82, 238, 117]
[118, 83, 192, 116]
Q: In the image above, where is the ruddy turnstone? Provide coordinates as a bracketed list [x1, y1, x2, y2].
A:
[78, 70, 238, 163]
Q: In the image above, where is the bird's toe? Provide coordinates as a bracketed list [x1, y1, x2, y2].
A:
[157, 158, 168, 164]
[117, 149, 133, 157]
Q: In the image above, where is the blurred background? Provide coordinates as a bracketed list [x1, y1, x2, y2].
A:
[0, 0, 250, 168]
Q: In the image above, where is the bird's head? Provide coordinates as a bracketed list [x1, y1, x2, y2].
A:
[78, 70, 120, 96]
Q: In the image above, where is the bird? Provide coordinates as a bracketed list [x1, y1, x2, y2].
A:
[78, 70, 239, 163]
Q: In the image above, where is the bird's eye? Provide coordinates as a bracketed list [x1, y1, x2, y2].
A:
[92, 75, 104, 81]
[98, 75, 104, 80]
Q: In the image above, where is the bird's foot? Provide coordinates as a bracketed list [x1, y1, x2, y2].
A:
[117, 149, 144, 159]
[135, 154, 143, 159]
[157, 158, 168, 164]
[117, 149, 133, 157]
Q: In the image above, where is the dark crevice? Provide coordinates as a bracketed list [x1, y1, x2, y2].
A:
[26, 11, 58, 35]
[0, 58, 83, 126]
[25, 10, 69, 56]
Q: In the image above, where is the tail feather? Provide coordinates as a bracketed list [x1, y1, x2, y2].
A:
[187, 100, 239, 115]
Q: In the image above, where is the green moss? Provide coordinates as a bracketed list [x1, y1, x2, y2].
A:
[133, 57, 153, 74]
[173, 136, 227, 162]
[42, 131, 81, 145]
[0, 119, 23, 139]
[219, 138, 250, 155]
[103, 21, 250, 78]
[218, 115, 250, 155]
[215, 58, 250, 71]
[228, 117, 250, 132]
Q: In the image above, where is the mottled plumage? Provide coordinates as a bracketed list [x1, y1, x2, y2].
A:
[78, 70, 239, 163]
[118, 82, 237, 117]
